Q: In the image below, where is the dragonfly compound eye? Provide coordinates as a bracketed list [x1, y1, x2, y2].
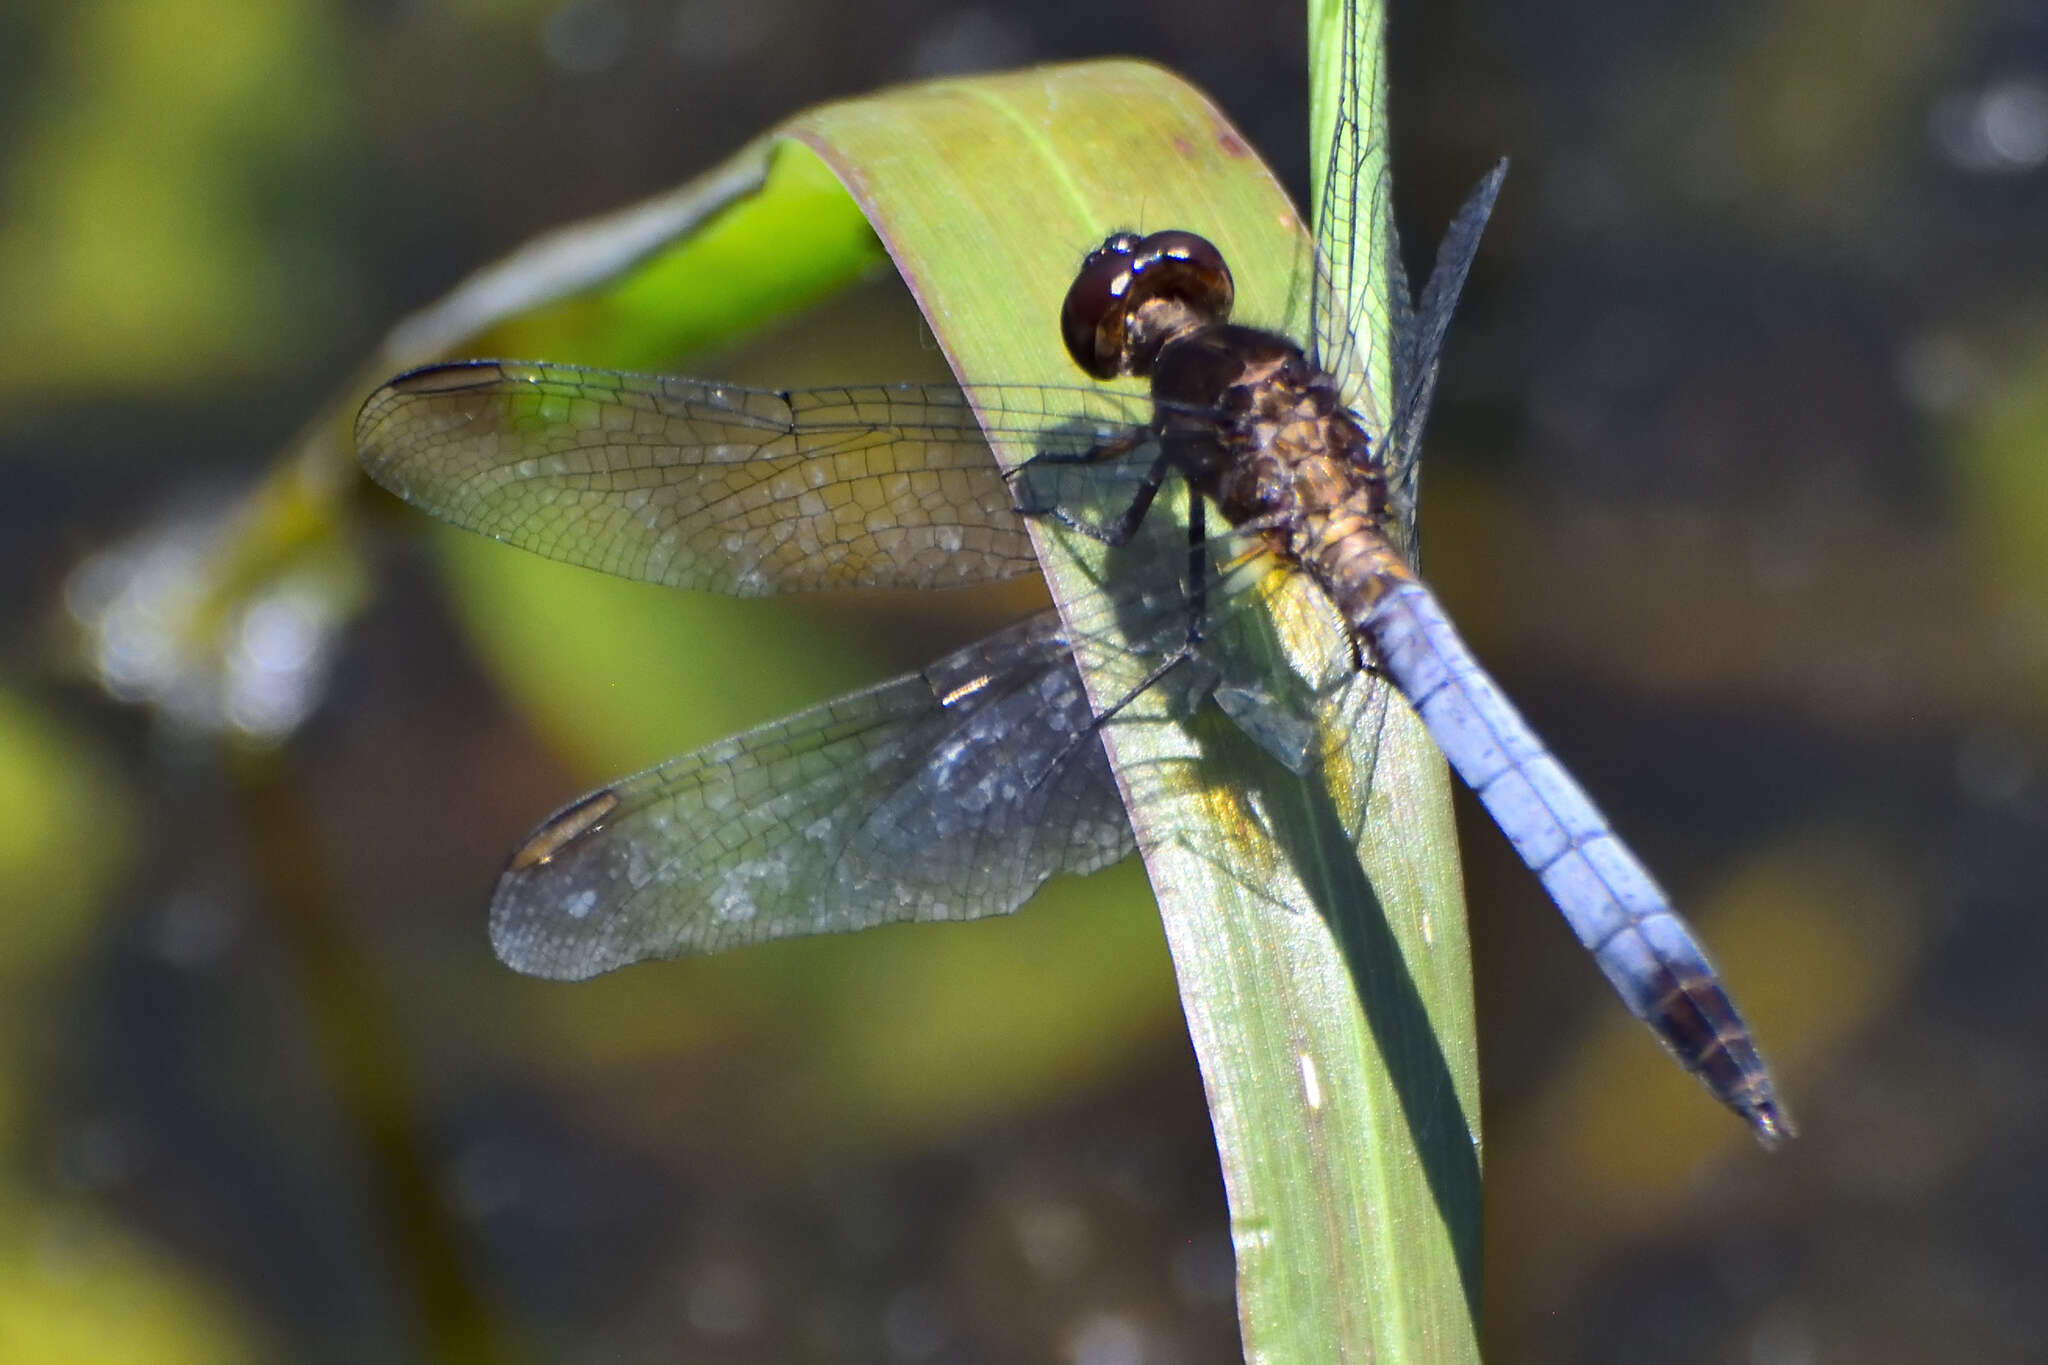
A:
[1061, 230, 1235, 380]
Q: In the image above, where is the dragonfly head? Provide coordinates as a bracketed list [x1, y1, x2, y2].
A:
[1061, 230, 1234, 381]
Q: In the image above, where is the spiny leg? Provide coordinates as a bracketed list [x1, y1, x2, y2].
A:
[1019, 486, 1216, 789]
[1009, 428, 1165, 547]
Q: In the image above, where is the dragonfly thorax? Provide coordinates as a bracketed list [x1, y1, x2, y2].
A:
[1146, 319, 1388, 563]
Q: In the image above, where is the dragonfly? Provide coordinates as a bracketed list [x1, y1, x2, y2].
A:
[355, 52, 1787, 1150]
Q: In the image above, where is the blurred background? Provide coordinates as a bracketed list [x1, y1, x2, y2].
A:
[5, 0, 2047, 1360]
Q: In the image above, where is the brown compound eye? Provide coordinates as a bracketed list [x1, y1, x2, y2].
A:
[1061, 233, 1143, 379]
[1060, 230, 1235, 379]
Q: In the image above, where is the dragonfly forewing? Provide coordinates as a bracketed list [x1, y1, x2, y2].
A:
[355, 360, 1143, 595]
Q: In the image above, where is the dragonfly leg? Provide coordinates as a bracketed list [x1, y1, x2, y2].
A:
[1010, 430, 1168, 547]
[1021, 493, 1214, 792]
[1022, 641, 1199, 794]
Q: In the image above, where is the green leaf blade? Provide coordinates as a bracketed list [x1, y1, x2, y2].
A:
[792, 56, 1479, 1361]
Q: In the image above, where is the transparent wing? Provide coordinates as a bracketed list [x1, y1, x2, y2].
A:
[1384, 161, 1506, 538]
[355, 359, 1148, 595]
[1307, 0, 1395, 434]
[1306, 3, 1505, 547]
[490, 608, 1138, 980]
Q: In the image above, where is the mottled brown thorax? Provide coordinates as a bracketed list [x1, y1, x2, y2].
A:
[1150, 322, 1416, 622]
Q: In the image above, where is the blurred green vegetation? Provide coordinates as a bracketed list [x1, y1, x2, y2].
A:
[0, 689, 134, 983]
[0, 0, 350, 397]
[1962, 328, 2048, 654]
[481, 140, 889, 369]
[0, 1205, 269, 1364]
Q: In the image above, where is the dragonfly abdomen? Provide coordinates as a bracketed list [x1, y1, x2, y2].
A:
[1360, 579, 1791, 1144]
